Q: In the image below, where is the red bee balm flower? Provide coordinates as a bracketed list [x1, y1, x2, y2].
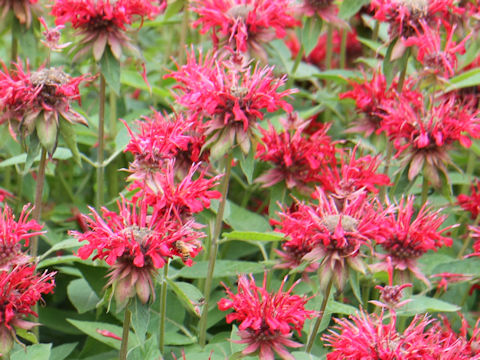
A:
[0, 62, 89, 153]
[323, 309, 472, 359]
[0, 204, 44, 270]
[380, 95, 480, 187]
[255, 114, 336, 194]
[70, 198, 204, 309]
[458, 180, 480, 220]
[218, 274, 315, 360]
[274, 189, 384, 290]
[51, 0, 163, 61]
[191, 0, 299, 61]
[167, 50, 294, 158]
[0, 264, 55, 355]
[371, 196, 454, 285]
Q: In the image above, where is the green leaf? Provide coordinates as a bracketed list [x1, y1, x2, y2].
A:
[397, 295, 461, 316]
[0, 147, 72, 168]
[67, 278, 100, 314]
[432, 257, 480, 276]
[39, 238, 80, 260]
[50, 343, 78, 360]
[15, 328, 38, 344]
[339, 0, 370, 19]
[127, 337, 160, 360]
[175, 260, 265, 279]
[100, 47, 121, 95]
[349, 270, 363, 305]
[313, 69, 362, 84]
[37, 255, 79, 269]
[74, 262, 109, 297]
[163, 332, 196, 346]
[59, 119, 81, 164]
[301, 17, 323, 55]
[326, 301, 358, 315]
[67, 319, 138, 350]
[383, 38, 397, 87]
[11, 344, 51, 360]
[445, 68, 480, 92]
[25, 133, 41, 174]
[291, 352, 323, 360]
[222, 231, 284, 242]
[210, 199, 271, 232]
[238, 146, 255, 184]
[130, 297, 150, 345]
[167, 280, 203, 317]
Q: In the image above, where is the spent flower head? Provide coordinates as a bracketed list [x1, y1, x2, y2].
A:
[218, 274, 315, 360]
[0, 0, 41, 28]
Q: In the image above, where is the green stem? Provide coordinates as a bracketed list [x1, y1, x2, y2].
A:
[397, 48, 411, 92]
[372, 21, 379, 43]
[421, 175, 429, 206]
[11, 16, 18, 64]
[178, 0, 190, 65]
[31, 148, 47, 258]
[325, 24, 334, 70]
[96, 74, 106, 208]
[379, 141, 393, 201]
[461, 150, 476, 194]
[119, 307, 131, 360]
[339, 29, 348, 69]
[306, 276, 333, 353]
[159, 261, 169, 354]
[107, 91, 119, 198]
[458, 213, 480, 258]
[198, 154, 233, 347]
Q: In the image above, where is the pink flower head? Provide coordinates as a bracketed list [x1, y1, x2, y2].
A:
[404, 21, 470, 79]
[274, 189, 383, 290]
[123, 111, 208, 178]
[218, 274, 315, 360]
[370, 0, 463, 40]
[372, 196, 454, 286]
[468, 225, 480, 257]
[320, 146, 391, 204]
[51, 0, 163, 61]
[0, 62, 89, 153]
[70, 197, 204, 309]
[0, 204, 44, 270]
[255, 114, 336, 194]
[0, 264, 55, 354]
[380, 95, 480, 187]
[458, 180, 480, 219]
[166, 49, 295, 159]
[39, 17, 71, 52]
[129, 160, 222, 223]
[0, 0, 40, 28]
[191, 0, 299, 62]
[323, 309, 463, 359]
[340, 71, 422, 136]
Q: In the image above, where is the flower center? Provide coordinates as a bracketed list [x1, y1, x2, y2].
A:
[305, 0, 334, 10]
[30, 68, 70, 106]
[227, 4, 254, 19]
[322, 214, 358, 233]
[395, 0, 428, 14]
[383, 238, 425, 259]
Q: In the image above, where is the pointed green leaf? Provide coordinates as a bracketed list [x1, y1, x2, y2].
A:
[100, 47, 121, 95]
[59, 119, 81, 164]
[130, 297, 150, 345]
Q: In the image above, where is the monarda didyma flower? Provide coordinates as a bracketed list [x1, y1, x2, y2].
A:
[70, 197, 205, 309]
[167, 49, 294, 158]
[218, 274, 315, 360]
[0, 62, 89, 154]
[191, 0, 299, 61]
[51, 0, 164, 61]
[0, 264, 56, 355]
